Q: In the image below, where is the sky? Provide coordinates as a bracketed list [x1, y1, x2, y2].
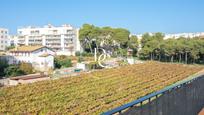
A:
[0, 0, 204, 34]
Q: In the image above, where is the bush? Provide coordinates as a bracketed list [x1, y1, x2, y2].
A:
[0, 60, 34, 78]
[0, 59, 9, 77]
[77, 57, 84, 63]
[75, 51, 81, 56]
[119, 49, 128, 57]
[87, 62, 103, 69]
[75, 51, 93, 57]
[54, 55, 73, 69]
[5, 46, 15, 50]
[4, 65, 25, 77]
[19, 62, 33, 74]
[81, 52, 93, 57]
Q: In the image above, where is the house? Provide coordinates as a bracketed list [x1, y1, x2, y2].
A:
[7, 45, 55, 71]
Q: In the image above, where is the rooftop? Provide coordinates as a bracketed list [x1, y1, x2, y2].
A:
[18, 24, 74, 29]
[10, 45, 45, 52]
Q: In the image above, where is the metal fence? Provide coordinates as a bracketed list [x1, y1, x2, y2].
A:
[102, 75, 204, 115]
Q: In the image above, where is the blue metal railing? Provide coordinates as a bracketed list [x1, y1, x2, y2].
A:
[101, 73, 204, 115]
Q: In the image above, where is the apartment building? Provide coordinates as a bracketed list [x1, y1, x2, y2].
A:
[17, 24, 80, 55]
[164, 32, 204, 39]
[132, 32, 204, 40]
[0, 28, 9, 51]
[9, 35, 18, 46]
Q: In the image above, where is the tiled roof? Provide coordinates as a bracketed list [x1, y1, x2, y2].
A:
[39, 53, 52, 57]
[10, 46, 45, 52]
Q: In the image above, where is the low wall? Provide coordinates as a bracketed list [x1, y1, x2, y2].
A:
[9, 73, 50, 86]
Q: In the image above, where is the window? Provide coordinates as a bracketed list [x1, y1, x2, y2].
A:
[18, 31, 22, 34]
[53, 30, 58, 34]
[31, 31, 34, 34]
[35, 30, 39, 34]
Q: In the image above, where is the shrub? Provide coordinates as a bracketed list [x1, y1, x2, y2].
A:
[4, 65, 25, 77]
[77, 57, 84, 63]
[75, 51, 81, 56]
[19, 62, 33, 74]
[0, 59, 8, 77]
[54, 55, 73, 69]
[81, 52, 93, 57]
[87, 62, 103, 69]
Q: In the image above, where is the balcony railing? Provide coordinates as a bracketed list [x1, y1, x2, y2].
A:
[101, 72, 204, 115]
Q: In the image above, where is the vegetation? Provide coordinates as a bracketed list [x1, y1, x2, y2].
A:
[0, 59, 34, 78]
[79, 24, 204, 64]
[139, 33, 204, 64]
[79, 24, 139, 57]
[0, 59, 8, 77]
[87, 61, 103, 69]
[75, 51, 93, 57]
[54, 55, 72, 69]
[19, 62, 33, 74]
[5, 46, 15, 51]
[4, 65, 25, 77]
[0, 62, 203, 114]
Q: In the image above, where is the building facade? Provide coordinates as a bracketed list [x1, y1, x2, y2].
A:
[132, 32, 204, 40]
[164, 32, 204, 39]
[2, 46, 55, 71]
[9, 35, 18, 46]
[16, 24, 80, 55]
[0, 28, 9, 51]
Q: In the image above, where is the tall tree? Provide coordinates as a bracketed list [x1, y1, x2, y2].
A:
[128, 35, 139, 56]
[141, 33, 152, 48]
[79, 24, 130, 56]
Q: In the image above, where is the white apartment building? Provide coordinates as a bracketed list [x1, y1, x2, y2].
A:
[132, 32, 204, 40]
[9, 35, 18, 46]
[0, 28, 9, 51]
[164, 32, 204, 39]
[16, 24, 80, 56]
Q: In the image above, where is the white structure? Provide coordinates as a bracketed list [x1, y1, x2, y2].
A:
[1, 46, 55, 71]
[9, 35, 18, 46]
[132, 32, 204, 40]
[76, 63, 87, 70]
[16, 24, 80, 56]
[0, 28, 9, 51]
[164, 32, 204, 39]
